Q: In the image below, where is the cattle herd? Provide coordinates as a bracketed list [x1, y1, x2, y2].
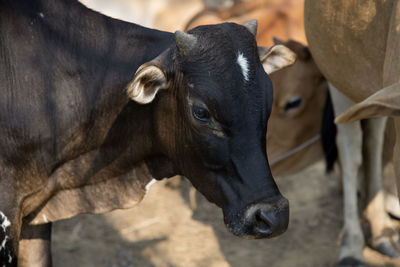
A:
[1, 0, 400, 266]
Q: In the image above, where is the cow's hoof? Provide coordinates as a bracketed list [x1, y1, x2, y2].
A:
[337, 257, 366, 267]
[375, 240, 400, 258]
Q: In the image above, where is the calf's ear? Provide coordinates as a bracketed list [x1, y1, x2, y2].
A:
[127, 64, 168, 104]
[259, 45, 296, 74]
[335, 82, 400, 123]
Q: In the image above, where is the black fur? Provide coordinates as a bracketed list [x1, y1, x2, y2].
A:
[0, 0, 288, 264]
[321, 91, 338, 172]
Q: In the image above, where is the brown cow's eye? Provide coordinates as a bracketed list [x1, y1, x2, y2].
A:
[284, 96, 302, 111]
[192, 106, 210, 122]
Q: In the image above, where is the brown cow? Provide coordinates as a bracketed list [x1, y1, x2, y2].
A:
[182, 0, 306, 46]
[267, 39, 332, 175]
[305, 1, 400, 266]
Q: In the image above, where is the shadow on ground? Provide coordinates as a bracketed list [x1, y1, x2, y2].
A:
[52, 161, 400, 267]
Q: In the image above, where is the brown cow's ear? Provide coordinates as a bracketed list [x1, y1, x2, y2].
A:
[272, 37, 284, 45]
[335, 82, 400, 123]
[127, 64, 168, 104]
[259, 45, 296, 74]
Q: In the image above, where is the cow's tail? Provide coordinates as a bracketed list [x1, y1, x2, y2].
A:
[321, 91, 338, 173]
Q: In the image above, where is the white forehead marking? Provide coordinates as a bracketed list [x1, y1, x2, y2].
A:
[237, 52, 249, 82]
[42, 214, 48, 223]
[145, 179, 158, 192]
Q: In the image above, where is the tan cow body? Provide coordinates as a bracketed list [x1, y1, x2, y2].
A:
[305, 1, 393, 103]
[305, 0, 400, 265]
[305, 0, 400, 123]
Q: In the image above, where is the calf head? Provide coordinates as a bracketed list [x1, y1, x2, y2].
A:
[127, 21, 295, 239]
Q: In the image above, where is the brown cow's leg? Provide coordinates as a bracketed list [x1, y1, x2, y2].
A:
[329, 84, 365, 265]
[336, 121, 365, 265]
[363, 117, 400, 257]
[18, 223, 52, 267]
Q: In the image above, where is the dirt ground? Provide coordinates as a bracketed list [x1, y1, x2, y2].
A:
[51, 161, 400, 267]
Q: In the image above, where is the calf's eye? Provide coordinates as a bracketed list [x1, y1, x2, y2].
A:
[192, 106, 210, 122]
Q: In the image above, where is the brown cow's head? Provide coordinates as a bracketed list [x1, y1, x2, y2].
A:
[127, 21, 295, 239]
[266, 39, 329, 176]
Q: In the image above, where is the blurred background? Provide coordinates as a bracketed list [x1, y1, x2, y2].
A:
[51, 1, 400, 266]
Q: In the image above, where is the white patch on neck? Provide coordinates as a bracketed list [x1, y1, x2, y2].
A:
[145, 179, 158, 192]
[237, 52, 249, 82]
[1, 237, 7, 251]
[0, 212, 11, 253]
[0, 212, 10, 230]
